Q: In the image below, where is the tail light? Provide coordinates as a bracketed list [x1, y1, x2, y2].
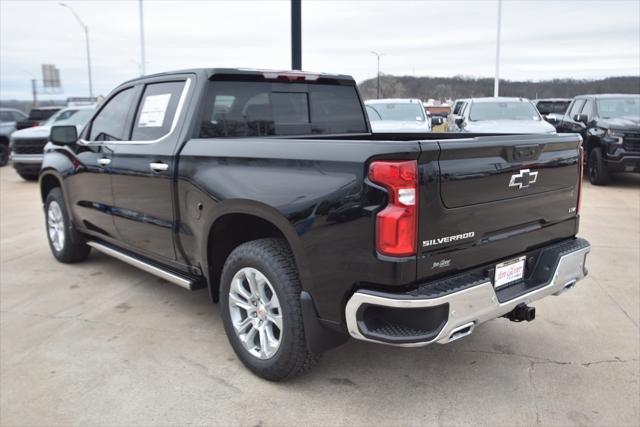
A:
[576, 146, 584, 213]
[368, 160, 418, 257]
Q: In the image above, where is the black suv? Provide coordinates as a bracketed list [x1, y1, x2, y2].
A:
[557, 94, 640, 185]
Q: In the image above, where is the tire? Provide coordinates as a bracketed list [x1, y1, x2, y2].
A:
[45, 187, 91, 263]
[17, 170, 38, 181]
[587, 147, 610, 185]
[220, 238, 318, 381]
[0, 144, 8, 167]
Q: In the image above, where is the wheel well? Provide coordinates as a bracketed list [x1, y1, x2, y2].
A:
[40, 174, 61, 202]
[207, 213, 287, 302]
[0, 136, 8, 145]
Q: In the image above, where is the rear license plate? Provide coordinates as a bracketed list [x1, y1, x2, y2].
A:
[494, 256, 526, 288]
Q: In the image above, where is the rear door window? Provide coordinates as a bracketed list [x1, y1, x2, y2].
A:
[199, 81, 367, 137]
[131, 81, 186, 141]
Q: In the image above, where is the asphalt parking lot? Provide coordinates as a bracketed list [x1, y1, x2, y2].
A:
[1, 166, 638, 426]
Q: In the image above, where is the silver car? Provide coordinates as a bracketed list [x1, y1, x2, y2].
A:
[452, 97, 557, 134]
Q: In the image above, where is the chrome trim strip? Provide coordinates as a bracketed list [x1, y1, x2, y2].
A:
[345, 244, 590, 347]
[10, 154, 43, 164]
[87, 241, 193, 290]
[79, 77, 192, 146]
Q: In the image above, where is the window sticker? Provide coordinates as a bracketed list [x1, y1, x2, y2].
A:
[138, 93, 171, 127]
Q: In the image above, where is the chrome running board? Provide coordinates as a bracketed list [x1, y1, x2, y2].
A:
[87, 241, 194, 290]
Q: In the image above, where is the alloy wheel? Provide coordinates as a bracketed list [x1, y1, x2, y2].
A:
[47, 201, 65, 252]
[228, 267, 283, 359]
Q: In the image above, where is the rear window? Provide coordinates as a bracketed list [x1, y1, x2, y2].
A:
[469, 102, 540, 121]
[199, 81, 367, 137]
[536, 101, 570, 115]
[365, 102, 425, 122]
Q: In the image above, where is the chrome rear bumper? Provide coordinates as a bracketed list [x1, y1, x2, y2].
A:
[345, 239, 590, 347]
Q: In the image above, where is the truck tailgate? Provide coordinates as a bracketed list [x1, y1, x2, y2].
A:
[417, 133, 582, 279]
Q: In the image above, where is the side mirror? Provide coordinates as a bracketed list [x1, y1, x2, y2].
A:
[431, 117, 444, 126]
[574, 114, 588, 124]
[50, 125, 78, 145]
[455, 117, 465, 127]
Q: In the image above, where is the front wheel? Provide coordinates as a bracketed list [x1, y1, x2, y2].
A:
[16, 170, 38, 181]
[220, 238, 318, 381]
[0, 144, 8, 167]
[587, 147, 610, 185]
[45, 188, 91, 263]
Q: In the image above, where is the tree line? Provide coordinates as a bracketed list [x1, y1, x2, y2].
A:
[358, 75, 640, 101]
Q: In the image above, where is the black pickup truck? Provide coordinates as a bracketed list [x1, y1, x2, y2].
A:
[556, 94, 640, 185]
[40, 68, 590, 381]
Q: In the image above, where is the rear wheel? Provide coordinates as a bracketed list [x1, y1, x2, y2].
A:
[45, 188, 91, 263]
[220, 238, 318, 381]
[587, 147, 610, 185]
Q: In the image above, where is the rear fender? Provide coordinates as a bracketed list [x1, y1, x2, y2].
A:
[200, 199, 313, 295]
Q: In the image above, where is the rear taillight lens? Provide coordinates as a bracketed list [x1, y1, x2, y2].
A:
[577, 146, 584, 213]
[368, 160, 418, 257]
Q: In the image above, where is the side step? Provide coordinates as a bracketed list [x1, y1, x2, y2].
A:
[87, 241, 196, 290]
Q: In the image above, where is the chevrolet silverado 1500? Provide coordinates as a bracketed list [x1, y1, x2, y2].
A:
[40, 68, 590, 381]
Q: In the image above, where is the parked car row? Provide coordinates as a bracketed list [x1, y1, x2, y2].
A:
[0, 108, 28, 166]
[4, 90, 639, 188]
[443, 94, 639, 185]
[10, 106, 95, 180]
[448, 97, 556, 134]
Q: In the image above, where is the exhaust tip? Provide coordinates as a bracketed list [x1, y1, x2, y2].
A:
[554, 279, 577, 296]
[448, 322, 475, 342]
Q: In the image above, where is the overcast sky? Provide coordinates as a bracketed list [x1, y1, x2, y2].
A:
[1, 0, 639, 100]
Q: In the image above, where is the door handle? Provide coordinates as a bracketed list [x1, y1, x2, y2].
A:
[97, 158, 111, 166]
[149, 162, 169, 172]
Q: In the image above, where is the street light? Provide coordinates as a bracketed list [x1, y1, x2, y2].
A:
[371, 51, 384, 99]
[59, 3, 94, 97]
[139, 0, 146, 76]
[494, 0, 502, 97]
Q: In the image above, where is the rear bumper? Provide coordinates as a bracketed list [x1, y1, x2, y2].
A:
[345, 237, 590, 347]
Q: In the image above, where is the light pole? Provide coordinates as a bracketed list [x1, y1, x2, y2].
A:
[291, 0, 301, 70]
[139, 0, 146, 76]
[494, 0, 502, 97]
[59, 3, 93, 98]
[371, 51, 383, 99]
[22, 70, 37, 107]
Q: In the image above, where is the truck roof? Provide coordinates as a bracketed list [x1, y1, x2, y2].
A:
[365, 98, 423, 104]
[574, 93, 640, 99]
[534, 98, 571, 102]
[121, 68, 356, 86]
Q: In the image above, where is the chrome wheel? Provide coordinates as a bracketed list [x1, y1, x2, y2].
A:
[47, 201, 65, 252]
[228, 267, 282, 359]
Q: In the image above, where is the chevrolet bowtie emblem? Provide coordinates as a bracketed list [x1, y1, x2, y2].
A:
[509, 169, 538, 189]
